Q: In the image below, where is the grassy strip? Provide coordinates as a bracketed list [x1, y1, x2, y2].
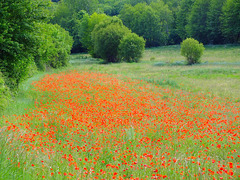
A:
[70, 45, 240, 102]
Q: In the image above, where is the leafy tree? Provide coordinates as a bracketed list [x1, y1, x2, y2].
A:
[60, 0, 99, 15]
[162, 0, 181, 9]
[51, 0, 99, 52]
[99, 0, 130, 16]
[0, 0, 50, 90]
[207, 0, 226, 44]
[221, 0, 240, 43]
[120, 2, 172, 46]
[129, 0, 155, 6]
[186, 0, 210, 44]
[119, 33, 145, 62]
[162, 0, 182, 45]
[176, 0, 195, 40]
[79, 12, 108, 54]
[150, 0, 173, 45]
[181, 38, 205, 65]
[34, 23, 73, 70]
[91, 17, 131, 62]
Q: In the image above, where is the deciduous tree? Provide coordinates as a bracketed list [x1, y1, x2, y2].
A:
[51, 0, 99, 52]
[181, 38, 205, 65]
[120, 2, 172, 47]
[91, 17, 130, 62]
[207, 0, 225, 44]
[0, 0, 50, 89]
[186, 0, 210, 44]
[119, 33, 145, 62]
[176, 0, 195, 40]
[221, 0, 240, 43]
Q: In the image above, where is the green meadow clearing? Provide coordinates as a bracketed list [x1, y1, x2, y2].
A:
[1, 0, 240, 178]
[70, 44, 240, 102]
[2, 44, 240, 118]
[1, 44, 240, 180]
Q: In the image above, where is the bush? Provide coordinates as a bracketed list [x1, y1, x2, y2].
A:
[34, 23, 73, 70]
[79, 12, 108, 54]
[0, 73, 11, 113]
[119, 33, 145, 62]
[181, 38, 205, 65]
[91, 17, 130, 62]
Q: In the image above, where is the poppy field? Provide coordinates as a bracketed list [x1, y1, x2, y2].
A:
[0, 71, 240, 179]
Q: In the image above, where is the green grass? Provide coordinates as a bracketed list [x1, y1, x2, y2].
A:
[142, 44, 240, 63]
[0, 67, 71, 120]
[0, 44, 240, 179]
[70, 44, 240, 102]
[0, 70, 239, 179]
[2, 44, 239, 119]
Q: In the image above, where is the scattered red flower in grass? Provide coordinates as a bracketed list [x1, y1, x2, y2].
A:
[1, 71, 239, 179]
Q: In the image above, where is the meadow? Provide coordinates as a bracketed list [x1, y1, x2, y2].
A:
[0, 45, 240, 179]
[70, 45, 240, 101]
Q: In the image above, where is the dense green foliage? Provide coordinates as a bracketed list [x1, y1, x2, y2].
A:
[98, 0, 157, 15]
[119, 2, 173, 46]
[0, 0, 73, 111]
[34, 23, 73, 70]
[0, 0, 50, 90]
[51, 0, 99, 52]
[119, 33, 146, 62]
[50, 0, 239, 50]
[181, 38, 205, 65]
[91, 17, 131, 62]
[207, 0, 225, 44]
[99, 0, 130, 16]
[221, 0, 240, 43]
[69, 12, 146, 62]
[176, 0, 194, 41]
[78, 12, 108, 54]
[186, 0, 210, 44]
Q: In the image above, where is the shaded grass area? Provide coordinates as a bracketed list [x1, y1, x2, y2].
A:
[70, 44, 240, 102]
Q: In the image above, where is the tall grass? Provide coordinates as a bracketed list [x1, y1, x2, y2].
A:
[0, 71, 239, 179]
[69, 45, 240, 102]
[0, 44, 239, 179]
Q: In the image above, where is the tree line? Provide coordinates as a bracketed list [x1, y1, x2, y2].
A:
[0, 0, 146, 112]
[0, 0, 73, 112]
[1, 0, 239, 112]
[51, 0, 240, 51]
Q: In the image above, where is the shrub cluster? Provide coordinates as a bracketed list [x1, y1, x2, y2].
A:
[119, 33, 146, 63]
[181, 38, 205, 65]
[82, 15, 145, 63]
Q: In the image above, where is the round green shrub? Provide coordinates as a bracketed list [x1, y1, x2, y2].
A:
[119, 33, 146, 62]
[92, 17, 130, 62]
[181, 38, 205, 65]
